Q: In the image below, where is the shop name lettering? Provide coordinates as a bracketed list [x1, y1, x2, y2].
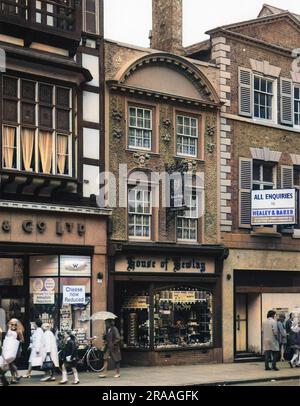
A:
[0, 220, 85, 237]
[127, 258, 206, 273]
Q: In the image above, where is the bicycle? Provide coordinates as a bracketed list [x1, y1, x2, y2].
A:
[76, 336, 104, 372]
[58, 336, 103, 374]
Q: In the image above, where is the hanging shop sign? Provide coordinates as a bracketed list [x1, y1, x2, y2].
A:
[251, 189, 296, 225]
[63, 286, 86, 305]
[115, 257, 215, 274]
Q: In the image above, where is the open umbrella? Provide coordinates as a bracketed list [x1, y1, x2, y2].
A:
[90, 311, 118, 321]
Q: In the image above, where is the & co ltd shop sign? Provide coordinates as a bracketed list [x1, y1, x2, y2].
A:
[251, 189, 296, 226]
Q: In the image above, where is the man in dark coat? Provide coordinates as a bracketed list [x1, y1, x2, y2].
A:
[99, 320, 121, 379]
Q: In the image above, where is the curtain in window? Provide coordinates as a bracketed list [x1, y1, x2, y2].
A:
[57, 134, 68, 175]
[21, 128, 35, 171]
[39, 131, 53, 173]
[3, 126, 16, 169]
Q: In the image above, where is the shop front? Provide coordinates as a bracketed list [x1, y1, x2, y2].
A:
[108, 243, 226, 366]
[222, 249, 300, 363]
[0, 204, 110, 363]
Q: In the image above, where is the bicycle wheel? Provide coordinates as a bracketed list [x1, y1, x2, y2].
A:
[86, 347, 104, 372]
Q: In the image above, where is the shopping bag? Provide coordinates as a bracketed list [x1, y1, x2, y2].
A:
[0, 356, 9, 372]
[284, 347, 294, 361]
[41, 355, 54, 372]
[2, 337, 19, 364]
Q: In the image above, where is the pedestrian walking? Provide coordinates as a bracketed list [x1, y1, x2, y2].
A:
[99, 320, 121, 379]
[286, 313, 296, 334]
[59, 330, 80, 385]
[262, 310, 279, 371]
[0, 327, 9, 386]
[40, 323, 59, 382]
[277, 314, 287, 362]
[23, 319, 44, 379]
[289, 321, 300, 368]
[2, 319, 24, 384]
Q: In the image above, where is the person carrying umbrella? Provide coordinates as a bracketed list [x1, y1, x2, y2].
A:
[99, 319, 121, 379]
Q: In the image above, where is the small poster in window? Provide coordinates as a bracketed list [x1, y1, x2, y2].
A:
[63, 286, 86, 305]
[33, 291, 55, 305]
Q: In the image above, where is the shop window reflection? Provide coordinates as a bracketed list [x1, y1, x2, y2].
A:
[154, 288, 213, 349]
[121, 292, 150, 349]
[0, 258, 24, 286]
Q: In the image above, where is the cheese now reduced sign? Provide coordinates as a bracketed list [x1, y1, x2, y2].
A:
[63, 286, 86, 305]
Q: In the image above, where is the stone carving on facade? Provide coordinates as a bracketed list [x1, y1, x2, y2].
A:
[112, 127, 123, 139]
[206, 123, 216, 153]
[166, 159, 197, 175]
[133, 152, 151, 167]
[112, 109, 123, 122]
[161, 118, 173, 142]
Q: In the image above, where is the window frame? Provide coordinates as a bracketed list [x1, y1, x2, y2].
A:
[127, 105, 153, 152]
[294, 84, 300, 128]
[128, 186, 153, 241]
[294, 166, 300, 229]
[2, 75, 73, 177]
[252, 161, 277, 191]
[176, 113, 199, 158]
[82, 0, 100, 35]
[176, 191, 199, 243]
[253, 74, 277, 124]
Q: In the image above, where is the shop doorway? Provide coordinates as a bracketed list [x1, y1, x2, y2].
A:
[235, 293, 247, 353]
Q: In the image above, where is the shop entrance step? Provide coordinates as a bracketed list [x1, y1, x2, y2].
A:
[235, 352, 264, 363]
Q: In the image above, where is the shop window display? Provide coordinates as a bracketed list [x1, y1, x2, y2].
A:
[121, 292, 150, 349]
[29, 255, 92, 347]
[154, 288, 213, 349]
[120, 287, 213, 350]
[29, 277, 59, 331]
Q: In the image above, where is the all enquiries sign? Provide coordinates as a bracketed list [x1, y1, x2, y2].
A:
[251, 189, 296, 226]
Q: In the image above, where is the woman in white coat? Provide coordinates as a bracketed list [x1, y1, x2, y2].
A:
[23, 319, 44, 378]
[40, 323, 59, 382]
[2, 319, 24, 384]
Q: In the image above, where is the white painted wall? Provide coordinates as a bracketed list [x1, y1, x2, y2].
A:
[83, 91, 100, 123]
[83, 165, 100, 197]
[83, 128, 100, 160]
[82, 54, 99, 87]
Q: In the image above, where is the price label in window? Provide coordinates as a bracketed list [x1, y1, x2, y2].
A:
[63, 286, 86, 305]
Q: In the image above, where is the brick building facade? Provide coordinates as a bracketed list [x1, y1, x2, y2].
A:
[187, 4, 300, 362]
[105, 0, 227, 366]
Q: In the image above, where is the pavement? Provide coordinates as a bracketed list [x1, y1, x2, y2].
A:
[6, 361, 300, 386]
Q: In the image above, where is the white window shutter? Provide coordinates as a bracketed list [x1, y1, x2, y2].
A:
[239, 67, 252, 117]
[239, 157, 253, 228]
[280, 78, 293, 125]
[280, 165, 294, 188]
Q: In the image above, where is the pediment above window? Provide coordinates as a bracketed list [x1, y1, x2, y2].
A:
[250, 147, 282, 162]
[250, 59, 281, 78]
[291, 153, 300, 165]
